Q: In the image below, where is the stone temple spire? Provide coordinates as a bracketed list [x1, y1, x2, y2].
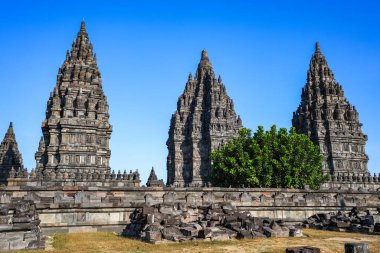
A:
[35, 22, 112, 177]
[0, 122, 25, 185]
[167, 50, 243, 187]
[292, 42, 368, 175]
[146, 167, 164, 187]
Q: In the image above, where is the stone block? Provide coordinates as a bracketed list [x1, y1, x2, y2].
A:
[61, 213, 75, 224]
[163, 217, 181, 226]
[211, 231, 230, 241]
[289, 227, 303, 237]
[0, 240, 9, 251]
[236, 229, 253, 239]
[0, 215, 12, 224]
[180, 226, 198, 237]
[344, 243, 370, 253]
[88, 213, 109, 224]
[159, 205, 174, 215]
[285, 246, 321, 253]
[146, 230, 162, 242]
[109, 212, 121, 222]
[9, 237, 28, 250]
[199, 228, 213, 238]
[146, 214, 155, 224]
[263, 226, 289, 237]
[0, 224, 13, 232]
[161, 226, 183, 241]
[0, 206, 9, 215]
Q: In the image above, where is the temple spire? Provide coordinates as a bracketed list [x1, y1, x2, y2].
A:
[35, 21, 112, 176]
[146, 167, 164, 187]
[293, 43, 368, 175]
[307, 42, 334, 83]
[167, 50, 242, 187]
[6, 122, 14, 138]
[0, 122, 25, 185]
[68, 20, 93, 62]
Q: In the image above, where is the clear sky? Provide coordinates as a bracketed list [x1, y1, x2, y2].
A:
[0, 1, 379, 184]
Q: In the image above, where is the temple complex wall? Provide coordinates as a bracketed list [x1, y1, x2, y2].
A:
[1, 182, 379, 235]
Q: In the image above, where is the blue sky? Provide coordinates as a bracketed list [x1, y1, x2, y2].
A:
[0, 1, 379, 183]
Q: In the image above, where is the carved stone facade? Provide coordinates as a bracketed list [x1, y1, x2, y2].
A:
[35, 22, 112, 176]
[167, 50, 242, 187]
[0, 122, 25, 185]
[292, 43, 369, 175]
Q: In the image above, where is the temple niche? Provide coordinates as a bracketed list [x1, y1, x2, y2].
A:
[292, 42, 369, 175]
[167, 50, 242, 187]
[0, 122, 26, 185]
[35, 22, 112, 177]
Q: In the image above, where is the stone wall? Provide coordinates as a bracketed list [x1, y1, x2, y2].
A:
[1, 184, 379, 235]
[0, 200, 45, 251]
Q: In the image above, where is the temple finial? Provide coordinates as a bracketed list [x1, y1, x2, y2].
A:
[201, 49, 208, 60]
[315, 41, 321, 53]
[80, 20, 86, 32]
[197, 49, 212, 70]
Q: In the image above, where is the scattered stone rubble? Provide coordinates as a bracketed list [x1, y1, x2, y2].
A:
[0, 200, 45, 251]
[304, 207, 380, 234]
[122, 202, 302, 243]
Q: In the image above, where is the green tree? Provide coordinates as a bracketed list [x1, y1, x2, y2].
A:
[210, 126, 328, 190]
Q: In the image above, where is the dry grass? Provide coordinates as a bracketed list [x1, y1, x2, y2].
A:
[24, 229, 380, 253]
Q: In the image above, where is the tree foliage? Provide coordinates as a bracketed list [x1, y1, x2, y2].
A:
[210, 126, 328, 190]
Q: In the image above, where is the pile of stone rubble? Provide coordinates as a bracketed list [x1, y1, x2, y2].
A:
[304, 207, 380, 234]
[0, 200, 45, 251]
[122, 202, 302, 243]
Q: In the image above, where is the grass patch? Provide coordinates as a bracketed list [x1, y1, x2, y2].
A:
[19, 229, 380, 253]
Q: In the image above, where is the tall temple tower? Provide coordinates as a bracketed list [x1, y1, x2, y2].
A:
[292, 43, 368, 175]
[35, 22, 112, 176]
[167, 50, 242, 187]
[0, 122, 25, 185]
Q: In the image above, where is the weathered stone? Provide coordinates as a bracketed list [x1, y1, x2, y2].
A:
[0, 200, 44, 250]
[236, 229, 254, 239]
[159, 205, 174, 215]
[0, 206, 9, 215]
[263, 226, 289, 237]
[286, 247, 321, 253]
[180, 226, 198, 237]
[166, 50, 242, 187]
[289, 227, 303, 237]
[163, 217, 181, 226]
[344, 243, 370, 253]
[211, 231, 230, 241]
[293, 42, 368, 175]
[161, 226, 183, 241]
[146, 214, 155, 224]
[0, 240, 9, 251]
[199, 228, 213, 238]
[146, 230, 162, 242]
